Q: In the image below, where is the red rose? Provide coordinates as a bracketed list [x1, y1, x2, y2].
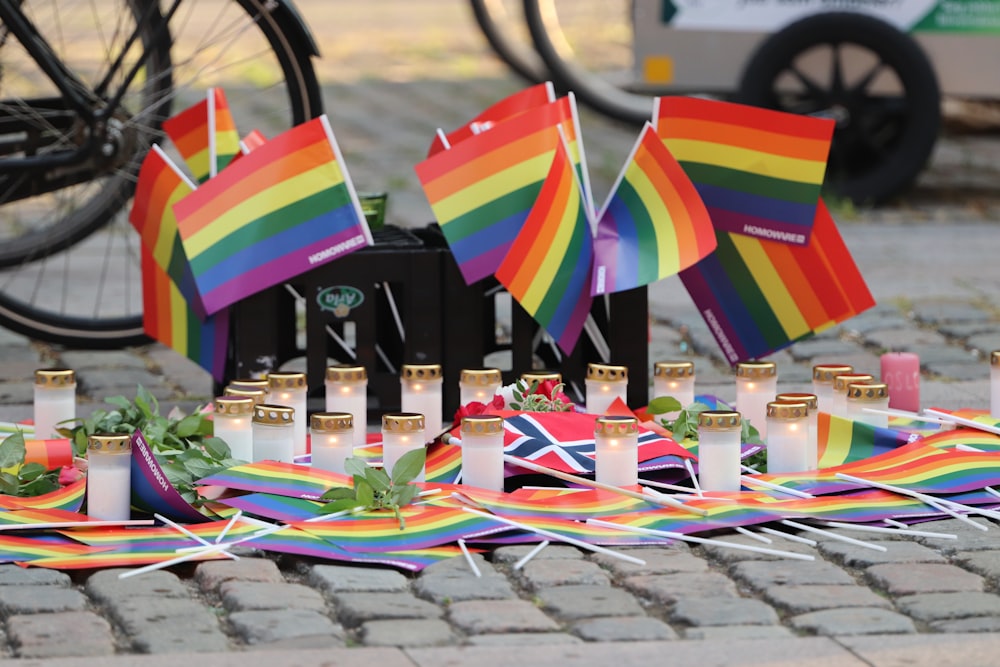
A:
[452, 394, 504, 424]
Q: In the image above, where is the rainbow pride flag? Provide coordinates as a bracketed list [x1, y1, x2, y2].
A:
[679, 199, 875, 363]
[592, 122, 716, 296]
[426, 82, 556, 156]
[415, 95, 590, 285]
[174, 115, 373, 316]
[141, 245, 229, 381]
[817, 413, 911, 468]
[494, 136, 593, 354]
[162, 87, 241, 183]
[655, 96, 834, 246]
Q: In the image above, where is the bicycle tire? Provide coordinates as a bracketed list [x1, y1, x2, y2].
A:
[468, 0, 549, 85]
[0, 0, 324, 348]
[521, 0, 652, 125]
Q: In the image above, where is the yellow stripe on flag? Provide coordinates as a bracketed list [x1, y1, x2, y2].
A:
[664, 138, 826, 185]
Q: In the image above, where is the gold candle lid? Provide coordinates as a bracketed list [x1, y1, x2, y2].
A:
[521, 370, 562, 385]
[311, 412, 353, 433]
[88, 433, 131, 453]
[594, 415, 638, 436]
[401, 364, 442, 381]
[766, 401, 809, 420]
[846, 382, 889, 402]
[698, 410, 741, 431]
[654, 361, 694, 378]
[34, 368, 76, 387]
[736, 361, 777, 379]
[775, 392, 818, 411]
[460, 368, 502, 386]
[224, 387, 267, 405]
[586, 363, 628, 382]
[382, 412, 426, 432]
[991, 351, 1000, 367]
[214, 396, 255, 416]
[813, 364, 854, 383]
[325, 364, 367, 382]
[833, 373, 874, 393]
[461, 415, 504, 435]
[228, 377, 269, 391]
[253, 404, 295, 426]
[268, 372, 307, 391]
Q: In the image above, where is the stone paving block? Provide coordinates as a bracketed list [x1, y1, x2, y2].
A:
[195, 558, 285, 591]
[789, 607, 917, 636]
[762, 585, 892, 614]
[865, 562, 984, 595]
[571, 616, 678, 642]
[907, 345, 979, 366]
[308, 563, 410, 593]
[588, 547, 705, 578]
[334, 592, 442, 628]
[910, 301, 993, 324]
[60, 350, 150, 370]
[787, 339, 863, 362]
[0, 565, 71, 586]
[623, 572, 739, 605]
[413, 566, 516, 604]
[683, 625, 795, 640]
[464, 633, 582, 646]
[863, 328, 948, 353]
[670, 597, 780, 627]
[537, 585, 645, 621]
[7, 611, 115, 659]
[108, 597, 230, 654]
[698, 534, 816, 563]
[818, 539, 948, 568]
[895, 592, 1000, 621]
[448, 599, 560, 634]
[228, 608, 344, 646]
[85, 569, 190, 605]
[0, 382, 34, 404]
[923, 361, 986, 381]
[0, 586, 88, 617]
[491, 544, 584, 565]
[939, 322, 997, 340]
[219, 581, 327, 612]
[928, 616, 1000, 633]
[729, 559, 855, 591]
[517, 558, 611, 590]
[966, 333, 1000, 353]
[954, 550, 1000, 583]
[361, 618, 455, 647]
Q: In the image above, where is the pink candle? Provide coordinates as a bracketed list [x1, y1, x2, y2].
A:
[880, 352, 920, 412]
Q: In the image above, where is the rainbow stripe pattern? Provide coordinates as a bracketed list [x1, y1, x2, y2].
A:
[174, 115, 373, 316]
[679, 199, 875, 363]
[592, 122, 717, 296]
[655, 96, 835, 246]
[817, 413, 912, 469]
[162, 87, 241, 182]
[494, 136, 593, 354]
[0, 477, 85, 512]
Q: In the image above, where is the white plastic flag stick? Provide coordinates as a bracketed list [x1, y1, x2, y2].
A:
[956, 444, 985, 452]
[735, 526, 773, 544]
[835, 472, 988, 532]
[684, 459, 704, 497]
[513, 541, 550, 570]
[641, 478, 705, 495]
[153, 513, 236, 560]
[819, 520, 957, 540]
[861, 407, 950, 424]
[739, 475, 815, 499]
[461, 507, 645, 565]
[0, 518, 154, 532]
[587, 519, 814, 561]
[779, 519, 887, 552]
[457, 539, 481, 578]
[757, 526, 817, 546]
[985, 487, 1000, 502]
[923, 408, 1000, 436]
[214, 511, 243, 544]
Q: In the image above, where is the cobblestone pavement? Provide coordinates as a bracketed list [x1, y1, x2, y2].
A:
[3, 0, 1000, 663]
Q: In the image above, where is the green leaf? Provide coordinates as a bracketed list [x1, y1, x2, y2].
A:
[105, 395, 131, 410]
[0, 432, 26, 469]
[174, 415, 202, 438]
[393, 484, 418, 507]
[182, 457, 219, 480]
[391, 448, 426, 486]
[161, 462, 194, 487]
[21, 474, 60, 496]
[344, 457, 369, 479]
[356, 479, 375, 507]
[320, 487, 356, 501]
[364, 466, 391, 493]
[647, 396, 683, 414]
[17, 462, 47, 482]
[201, 436, 232, 460]
[136, 385, 159, 416]
[0, 472, 19, 495]
[320, 497, 363, 514]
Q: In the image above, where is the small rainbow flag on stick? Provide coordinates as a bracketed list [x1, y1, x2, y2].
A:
[679, 200, 874, 363]
[654, 96, 834, 246]
[591, 122, 717, 296]
[174, 115, 373, 315]
[495, 134, 593, 354]
[162, 88, 241, 183]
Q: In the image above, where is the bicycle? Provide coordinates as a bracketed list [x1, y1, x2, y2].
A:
[0, 0, 324, 348]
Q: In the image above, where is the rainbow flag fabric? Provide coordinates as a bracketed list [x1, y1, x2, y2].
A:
[655, 96, 834, 246]
[162, 88, 241, 183]
[679, 199, 875, 363]
[591, 122, 716, 296]
[174, 115, 373, 315]
[415, 95, 589, 285]
[494, 136, 593, 354]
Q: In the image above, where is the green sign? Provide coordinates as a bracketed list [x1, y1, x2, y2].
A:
[317, 285, 364, 317]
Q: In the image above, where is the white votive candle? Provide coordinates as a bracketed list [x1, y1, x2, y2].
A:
[991, 351, 1000, 419]
[227, 377, 270, 399]
[652, 361, 695, 419]
[775, 392, 819, 470]
[459, 415, 505, 491]
[381, 413, 426, 482]
[811, 364, 853, 416]
[830, 373, 874, 420]
[212, 396, 255, 462]
[310, 412, 354, 475]
[696, 410, 742, 492]
[86, 433, 132, 521]
[224, 386, 267, 406]
[735, 361, 777, 439]
[459, 368, 503, 406]
[521, 371, 562, 388]
[846, 382, 890, 428]
[594, 415, 639, 487]
[585, 363, 629, 415]
[252, 404, 295, 463]
[33, 369, 76, 440]
[765, 401, 809, 473]
[325, 365, 368, 447]
[400, 364, 443, 443]
[268, 372, 308, 457]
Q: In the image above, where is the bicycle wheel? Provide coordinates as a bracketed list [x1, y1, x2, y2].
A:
[0, 0, 323, 348]
[468, 0, 548, 86]
[521, 0, 653, 125]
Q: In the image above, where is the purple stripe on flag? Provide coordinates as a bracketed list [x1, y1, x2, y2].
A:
[678, 263, 748, 364]
[450, 211, 527, 283]
[591, 210, 624, 295]
[695, 183, 818, 227]
[706, 207, 813, 246]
